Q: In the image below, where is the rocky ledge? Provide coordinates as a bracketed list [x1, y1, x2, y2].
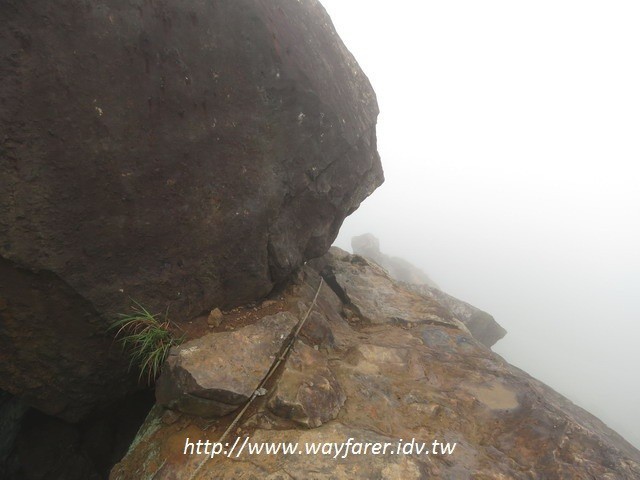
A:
[351, 233, 507, 347]
[111, 248, 640, 479]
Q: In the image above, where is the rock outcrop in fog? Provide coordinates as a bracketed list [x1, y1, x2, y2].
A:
[352, 233, 440, 287]
[0, 0, 382, 422]
[112, 249, 640, 479]
[352, 233, 506, 347]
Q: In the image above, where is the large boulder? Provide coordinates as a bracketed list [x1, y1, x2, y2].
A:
[0, 0, 382, 420]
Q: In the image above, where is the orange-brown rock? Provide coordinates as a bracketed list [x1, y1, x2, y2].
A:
[111, 250, 640, 479]
[156, 313, 297, 418]
[267, 342, 345, 428]
[350, 234, 507, 347]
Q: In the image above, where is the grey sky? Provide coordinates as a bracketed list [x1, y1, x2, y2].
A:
[321, 0, 640, 448]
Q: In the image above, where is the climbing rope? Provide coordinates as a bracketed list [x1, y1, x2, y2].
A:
[184, 276, 325, 479]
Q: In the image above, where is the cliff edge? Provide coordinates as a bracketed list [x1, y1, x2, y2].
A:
[111, 248, 640, 479]
[351, 233, 507, 347]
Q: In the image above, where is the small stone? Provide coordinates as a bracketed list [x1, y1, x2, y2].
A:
[207, 308, 224, 327]
[300, 311, 335, 349]
[161, 409, 180, 425]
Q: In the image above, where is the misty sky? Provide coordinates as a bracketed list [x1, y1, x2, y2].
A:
[321, 0, 640, 448]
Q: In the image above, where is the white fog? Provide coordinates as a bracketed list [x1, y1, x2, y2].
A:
[321, 0, 640, 448]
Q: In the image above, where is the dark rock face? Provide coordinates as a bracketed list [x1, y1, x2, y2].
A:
[0, 0, 382, 419]
[0, 258, 138, 422]
[267, 342, 345, 427]
[0, 390, 28, 478]
[3, 390, 154, 480]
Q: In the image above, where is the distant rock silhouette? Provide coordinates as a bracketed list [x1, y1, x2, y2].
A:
[352, 233, 439, 287]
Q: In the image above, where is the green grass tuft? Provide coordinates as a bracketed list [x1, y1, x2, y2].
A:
[109, 300, 182, 385]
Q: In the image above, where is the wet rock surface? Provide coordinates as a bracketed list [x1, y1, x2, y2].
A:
[267, 342, 345, 428]
[0, 0, 382, 420]
[310, 247, 464, 329]
[111, 251, 640, 479]
[156, 313, 297, 417]
[406, 282, 507, 348]
[350, 234, 507, 347]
